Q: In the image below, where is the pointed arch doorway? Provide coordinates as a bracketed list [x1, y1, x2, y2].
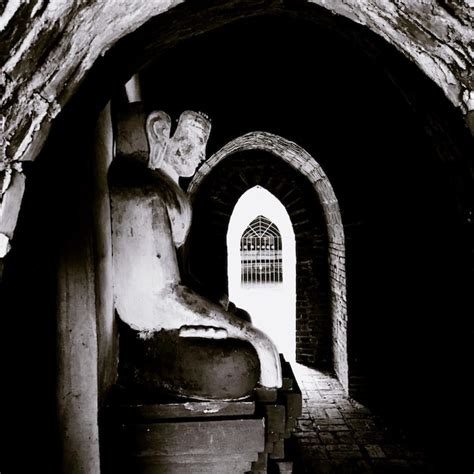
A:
[189, 131, 347, 389]
[227, 186, 296, 361]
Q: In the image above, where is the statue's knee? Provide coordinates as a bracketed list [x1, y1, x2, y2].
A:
[118, 322, 260, 400]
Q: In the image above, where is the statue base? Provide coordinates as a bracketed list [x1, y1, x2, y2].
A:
[100, 356, 302, 473]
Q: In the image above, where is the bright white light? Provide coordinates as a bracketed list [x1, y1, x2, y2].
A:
[227, 186, 296, 361]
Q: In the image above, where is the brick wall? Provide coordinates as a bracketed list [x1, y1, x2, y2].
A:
[189, 132, 348, 388]
[187, 136, 347, 382]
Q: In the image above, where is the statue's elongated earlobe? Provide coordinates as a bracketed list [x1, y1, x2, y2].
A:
[146, 111, 171, 169]
[147, 111, 172, 141]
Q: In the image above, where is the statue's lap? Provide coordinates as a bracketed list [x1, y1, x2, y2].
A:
[118, 321, 260, 400]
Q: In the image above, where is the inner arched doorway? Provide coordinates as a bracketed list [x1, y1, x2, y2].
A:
[227, 186, 296, 361]
[189, 131, 347, 389]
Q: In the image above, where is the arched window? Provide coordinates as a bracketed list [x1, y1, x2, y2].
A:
[240, 215, 282, 285]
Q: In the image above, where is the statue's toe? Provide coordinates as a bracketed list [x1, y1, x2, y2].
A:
[179, 325, 228, 339]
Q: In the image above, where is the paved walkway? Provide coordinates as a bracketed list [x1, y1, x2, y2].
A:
[290, 364, 435, 473]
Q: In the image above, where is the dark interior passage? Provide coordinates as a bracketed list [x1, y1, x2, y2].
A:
[0, 5, 472, 472]
[135, 13, 473, 470]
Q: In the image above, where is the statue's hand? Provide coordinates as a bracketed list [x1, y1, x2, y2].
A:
[179, 325, 228, 340]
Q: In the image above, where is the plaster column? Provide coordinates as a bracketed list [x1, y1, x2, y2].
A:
[56, 114, 101, 473]
[92, 103, 117, 406]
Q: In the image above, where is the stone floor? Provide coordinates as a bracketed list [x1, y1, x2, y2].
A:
[289, 363, 436, 474]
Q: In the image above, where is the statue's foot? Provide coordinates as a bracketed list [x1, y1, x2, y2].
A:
[179, 325, 228, 339]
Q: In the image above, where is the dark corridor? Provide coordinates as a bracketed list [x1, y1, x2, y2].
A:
[1, 4, 472, 472]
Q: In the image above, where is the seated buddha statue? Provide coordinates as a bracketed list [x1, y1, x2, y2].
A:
[108, 109, 281, 400]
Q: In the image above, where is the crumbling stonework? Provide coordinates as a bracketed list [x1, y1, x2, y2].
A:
[309, 0, 473, 115]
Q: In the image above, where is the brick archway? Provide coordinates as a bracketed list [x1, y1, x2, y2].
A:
[189, 131, 348, 389]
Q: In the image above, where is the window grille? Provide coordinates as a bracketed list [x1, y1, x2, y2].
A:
[240, 215, 282, 285]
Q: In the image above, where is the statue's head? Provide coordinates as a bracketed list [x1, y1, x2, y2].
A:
[146, 110, 211, 177]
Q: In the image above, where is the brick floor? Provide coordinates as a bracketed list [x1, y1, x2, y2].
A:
[289, 363, 436, 473]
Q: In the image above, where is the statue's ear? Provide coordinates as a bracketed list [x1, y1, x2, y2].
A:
[146, 111, 171, 143]
[146, 111, 171, 168]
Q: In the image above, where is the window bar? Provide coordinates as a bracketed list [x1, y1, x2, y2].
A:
[267, 236, 270, 284]
[276, 236, 279, 283]
[255, 236, 258, 285]
[249, 237, 252, 284]
[263, 236, 266, 284]
[280, 237, 282, 283]
[242, 239, 243, 285]
[269, 236, 272, 284]
[275, 237, 277, 283]
[250, 237, 253, 285]
[251, 237, 254, 284]
[277, 236, 281, 283]
[244, 239, 247, 285]
[266, 236, 269, 284]
[242, 239, 248, 283]
[275, 236, 279, 283]
[243, 239, 246, 285]
[241, 240, 243, 284]
[244, 240, 246, 285]
[268, 237, 271, 284]
[256, 236, 259, 284]
[246, 238, 248, 285]
[267, 237, 270, 284]
[247, 237, 252, 283]
[271, 236, 275, 283]
[257, 235, 261, 285]
[280, 236, 283, 282]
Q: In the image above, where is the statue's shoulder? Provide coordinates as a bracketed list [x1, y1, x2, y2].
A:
[108, 155, 186, 213]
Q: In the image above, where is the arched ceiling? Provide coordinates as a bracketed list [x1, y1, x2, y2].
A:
[1, 0, 472, 164]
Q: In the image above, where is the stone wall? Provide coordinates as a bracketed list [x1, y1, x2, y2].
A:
[0, 94, 117, 473]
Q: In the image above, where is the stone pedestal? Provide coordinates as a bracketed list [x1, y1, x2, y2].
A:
[250, 358, 302, 473]
[100, 356, 301, 473]
[101, 397, 263, 473]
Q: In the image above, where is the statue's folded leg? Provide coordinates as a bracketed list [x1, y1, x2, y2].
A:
[179, 323, 282, 389]
[117, 320, 262, 400]
[166, 285, 283, 389]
